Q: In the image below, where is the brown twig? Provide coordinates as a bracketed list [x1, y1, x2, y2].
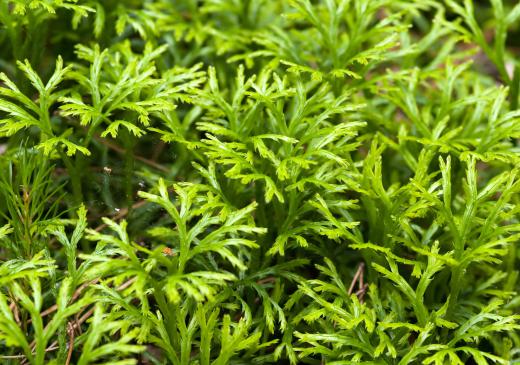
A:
[8, 299, 21, 326]
[348, 262, 368, 303]
[115, 277, 138, 291]
[74, 312, 83, 335]
[1, 345, 59, 360]
[355, 283, 369, 303]
[65, 323, 76, 365]
[35, 279, 100, 321]
[94, 200, 147, 232]
[41, 306, 97, 358]
[256, 276, 276, 285]
[348, 262, 365, 295]
[94, 135, 169, 172]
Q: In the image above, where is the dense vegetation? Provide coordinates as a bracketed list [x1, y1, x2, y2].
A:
[1, 0, 519, 364]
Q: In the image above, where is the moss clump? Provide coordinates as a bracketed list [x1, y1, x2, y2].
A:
[0, 0, 519, 364]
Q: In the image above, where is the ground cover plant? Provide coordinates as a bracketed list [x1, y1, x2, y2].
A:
[0, 0, 519, 363]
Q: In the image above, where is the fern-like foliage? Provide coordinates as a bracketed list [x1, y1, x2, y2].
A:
[1, 0, 520, 364]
